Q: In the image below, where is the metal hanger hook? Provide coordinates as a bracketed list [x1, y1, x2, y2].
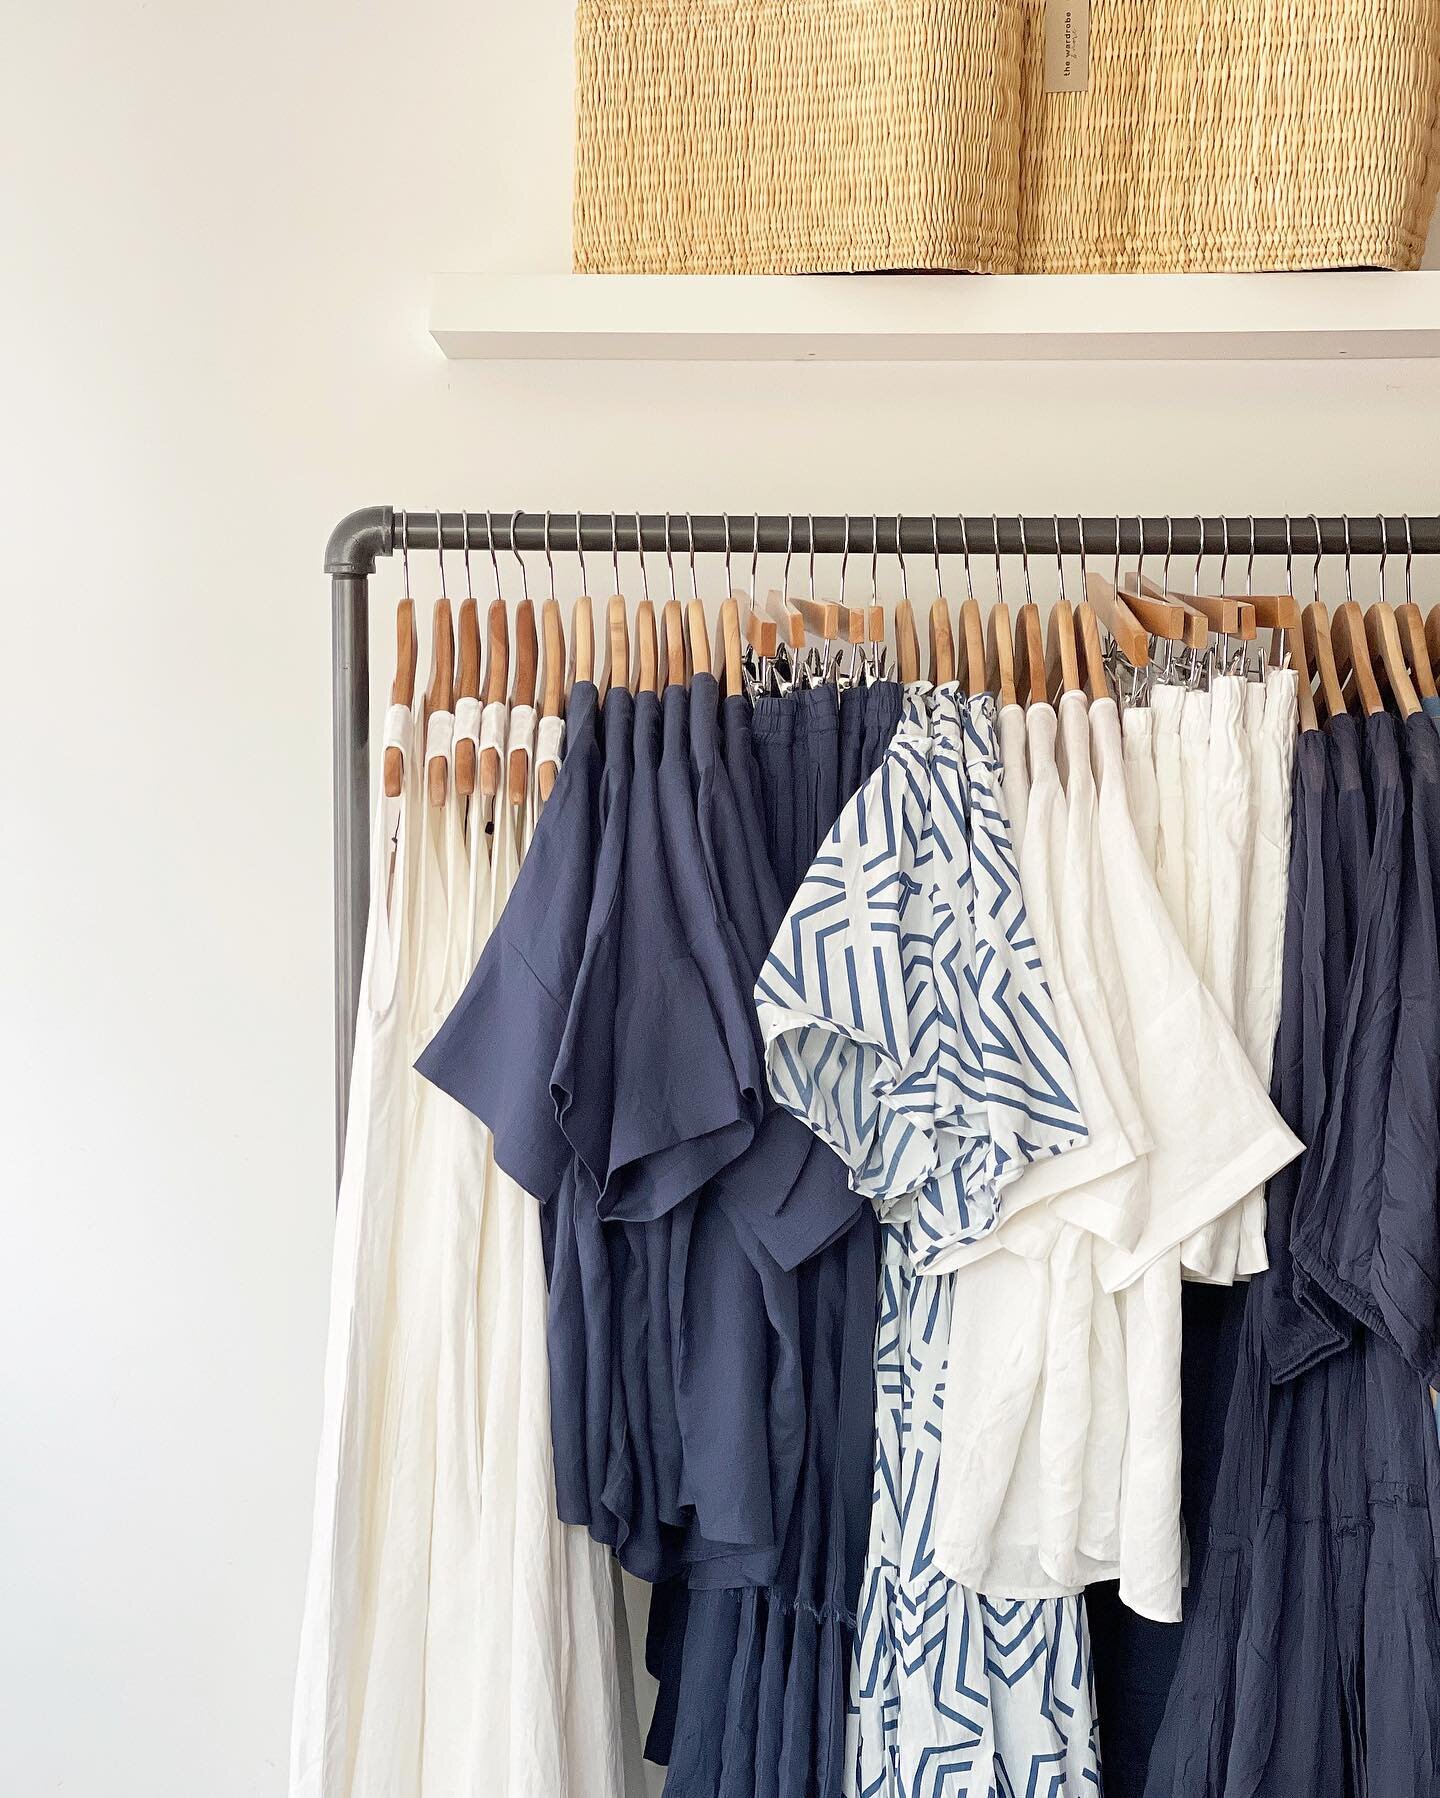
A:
[808, 515, 816, 605]
[870, 516, 879, 601]
[931, 515, 942, 598]
[399, 508, 411, 596]
[510, 509, 528, 603]
[1403, 514, 1415, 605]
[993, 515, 1005, 604]
[1342, 514, 1353, 606]
[484, 513, 500, 600]
[685, 513, 698, 603]
[783, 514, 795, 601]
[750, 511, 760, 598]
[435, 510, 448, 600]
[839, 516, 851, 604]
[462, 511, 475, 600]
[1375, 513, 1387, 602]
[897, 516, 909, 606]
[1283, 516, 1294, 600]
[543, 511, 556, 603]
[1053, 516, 1066, 605]
[1310, 514, 1323, 606]
[1076, 515, 1086, 585]
[1192, 515, 1204, 599]
[610, 511, 620, 595]
[665, 513, 678, 606]
[1020, 518, 1033, 608]
[575, 513, 588, 596]
[635, 511, 650, 604]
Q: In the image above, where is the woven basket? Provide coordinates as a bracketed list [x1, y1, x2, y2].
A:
[574, 0, 1440, 273]
[1017, 0, 1440, 273]
[573, 0, 1028, 273]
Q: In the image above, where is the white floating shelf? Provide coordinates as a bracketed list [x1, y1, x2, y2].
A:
[430, 271, 1440, 363]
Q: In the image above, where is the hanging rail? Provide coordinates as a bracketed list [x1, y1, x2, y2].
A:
[325, 508, 1440, 1172]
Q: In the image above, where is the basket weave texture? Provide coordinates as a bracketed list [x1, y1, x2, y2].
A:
[573, 0, 1440, 274]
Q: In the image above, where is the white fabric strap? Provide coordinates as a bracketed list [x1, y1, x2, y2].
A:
[479, 701, 509, 757]
[535, 714, 565, 774]
[382, 702, 412, 751]
[508, 703, 538, 761]
[425, 710, 454, 761]
[453, 695, 481, 747]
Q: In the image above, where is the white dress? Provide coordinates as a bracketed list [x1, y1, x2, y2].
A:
[291, 703, 419, 1798]
[936, 697, 1146, 1601]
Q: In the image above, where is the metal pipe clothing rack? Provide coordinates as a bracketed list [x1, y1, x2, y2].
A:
[324, 507, 1440, 1171]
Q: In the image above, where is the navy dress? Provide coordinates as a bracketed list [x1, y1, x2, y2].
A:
[656, 681, 899, 1798]
[1145, 710, 1440, 1797]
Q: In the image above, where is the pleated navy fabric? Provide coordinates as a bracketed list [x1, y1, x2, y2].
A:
[1143, 712, 1440, 1798]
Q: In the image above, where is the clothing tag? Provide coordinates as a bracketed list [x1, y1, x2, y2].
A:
[1043, 0, 1090, 93]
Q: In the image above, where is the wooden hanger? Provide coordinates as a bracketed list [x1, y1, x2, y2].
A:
[894, 599, 921, 684]
[746, 603, 778, 662]
[1365, 599, 1422, 717]
[928, 595, 955, 686]
[1013, 602, 1049, 707]
[1243, 588, 1316, 731]
[537, 598, 566, 802]
[383, 592, 417, 799]
[661, 599, 687, 688]
[454, 583, 482, 796]
[600, 594, 629, 701]
[1123, 572, 1209, 649]
[865, 602, 886, 651]
[687, 599, 711, 678]
[956, 598, 985, 697]
[1083, 568, 1149, 669]
[507, 598, 538, 803]
[784, 588, 842, 643]
[1331, 600, 1385, 717]
[763, 585, 807, 658]
[1182, 589, 1257, 643]
[1075, 600, 1110, 701]
[1302, 601, 1347, 722]
[425, 595, 455, 808]
[1396, 601, 1436, 700]
[477, 598, 510, 798]
[985, 601, 1018, 707]
[712, 597, 743, 696]
[569, 594, 594, 688]
[633, 599, 659, 695]
[1044, 597, 1082, 699]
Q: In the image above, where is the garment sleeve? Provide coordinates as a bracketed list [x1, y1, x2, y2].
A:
[414, 768, 592, 1204]
[755, 751, 933, 1208]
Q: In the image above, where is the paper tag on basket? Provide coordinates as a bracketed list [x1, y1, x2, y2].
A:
[1044, 0, 1090, 92]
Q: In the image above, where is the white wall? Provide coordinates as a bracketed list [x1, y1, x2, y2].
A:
[3, 3, 1439, 1793]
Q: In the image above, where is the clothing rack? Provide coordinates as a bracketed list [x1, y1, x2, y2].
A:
[323, 507, 1440, 1171]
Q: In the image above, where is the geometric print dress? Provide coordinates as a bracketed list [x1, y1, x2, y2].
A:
[757, 687, 1103, 1797]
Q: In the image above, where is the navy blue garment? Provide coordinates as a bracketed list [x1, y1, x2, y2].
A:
[1145, 712, 1440, 1798]
[654, 681, 896, 1798]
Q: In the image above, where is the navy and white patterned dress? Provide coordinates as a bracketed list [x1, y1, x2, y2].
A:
[757, 687, 1103, 1798]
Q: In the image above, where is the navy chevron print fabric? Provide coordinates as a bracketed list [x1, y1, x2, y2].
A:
[758, 687, 1102, 1797]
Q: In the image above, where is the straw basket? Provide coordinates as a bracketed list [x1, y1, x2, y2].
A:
[573, 0, 1440, 274]
[1016, 0, 1440, 273]
[573, 0, 1028, 273]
